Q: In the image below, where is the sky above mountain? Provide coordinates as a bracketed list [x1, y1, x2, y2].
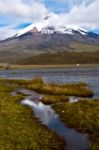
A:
[0, 0, 99, 39]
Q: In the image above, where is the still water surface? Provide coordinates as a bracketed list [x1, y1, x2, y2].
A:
[17, 90, 90, 150]
[1, 67, 99, 97]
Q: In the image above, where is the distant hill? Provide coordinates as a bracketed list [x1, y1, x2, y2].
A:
[18, 51, 99, 65]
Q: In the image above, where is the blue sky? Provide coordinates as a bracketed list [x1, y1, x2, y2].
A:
[0, 0, 99, 39]
[44, 0, 70, 13]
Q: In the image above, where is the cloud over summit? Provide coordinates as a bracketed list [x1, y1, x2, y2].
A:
[0, 0, 99, 39]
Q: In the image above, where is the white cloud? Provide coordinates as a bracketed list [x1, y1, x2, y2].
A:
[0, 0, 99, 39]
[48, 0, 99, 29]
[0, 0, 48, 39]
[63, 0, 99, 28]
[0, 0, 48, 22]
[0, 28, 18, 40]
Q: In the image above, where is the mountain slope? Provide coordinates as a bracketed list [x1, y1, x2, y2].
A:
[18, 51, 99, 65]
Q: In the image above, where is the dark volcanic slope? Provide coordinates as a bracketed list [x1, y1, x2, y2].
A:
[19, 51, 99, 65]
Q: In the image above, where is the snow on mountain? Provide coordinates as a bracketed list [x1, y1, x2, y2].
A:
[16, 18, 88, 37]
[16, 19, 49, 37]
[41, 26, 73, 34]
[16, 25, 87, 37]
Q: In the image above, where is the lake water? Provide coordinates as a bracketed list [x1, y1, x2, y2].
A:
[1, 67, 99, 98]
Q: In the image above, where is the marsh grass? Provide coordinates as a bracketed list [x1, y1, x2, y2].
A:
[53, 100, 99, 150]
[41, 95, 69, 105]
[5, 78, 93, 104]
[26, 80, 93, 98]
[0, 79, 65, 150]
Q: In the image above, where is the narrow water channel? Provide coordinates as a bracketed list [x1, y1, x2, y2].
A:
[13, 89, 91, 150]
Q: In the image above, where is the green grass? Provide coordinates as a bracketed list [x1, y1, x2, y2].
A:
[53, 100, 99, 150]
[0, 79, 65, 150]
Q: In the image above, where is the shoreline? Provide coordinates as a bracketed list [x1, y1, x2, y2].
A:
[1, 64, 99, 69]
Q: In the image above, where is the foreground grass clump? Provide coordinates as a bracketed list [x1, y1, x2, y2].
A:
[0, 80, 65, 150]
[41, 95, 69, 105]
[9, 78, 93, 104]
[6, 77, 93, 99]
[26, 80, 93, 98]
[53, 100, 99, 150]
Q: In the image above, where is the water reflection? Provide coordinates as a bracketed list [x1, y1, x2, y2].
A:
[21, 100, 58, 125]
[21, 93, 90, 150]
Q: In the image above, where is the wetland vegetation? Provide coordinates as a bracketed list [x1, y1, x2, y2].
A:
[9, 78, 93, 98]
[0, 77, 99, 150]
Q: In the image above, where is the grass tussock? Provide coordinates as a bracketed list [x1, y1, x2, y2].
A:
[27, 80, 93, 98]
[53, 100, 99, 150]
[0, 79, 65, 150]
[3, 77, 92, 97]
[41, 95, 69, 105]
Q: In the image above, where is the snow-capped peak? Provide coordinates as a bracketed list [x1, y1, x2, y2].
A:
[16, 18, 87, 37]
[41, 26, 73, 34]
[41, 25, 87, 35]
[16, 19, 49, 37]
